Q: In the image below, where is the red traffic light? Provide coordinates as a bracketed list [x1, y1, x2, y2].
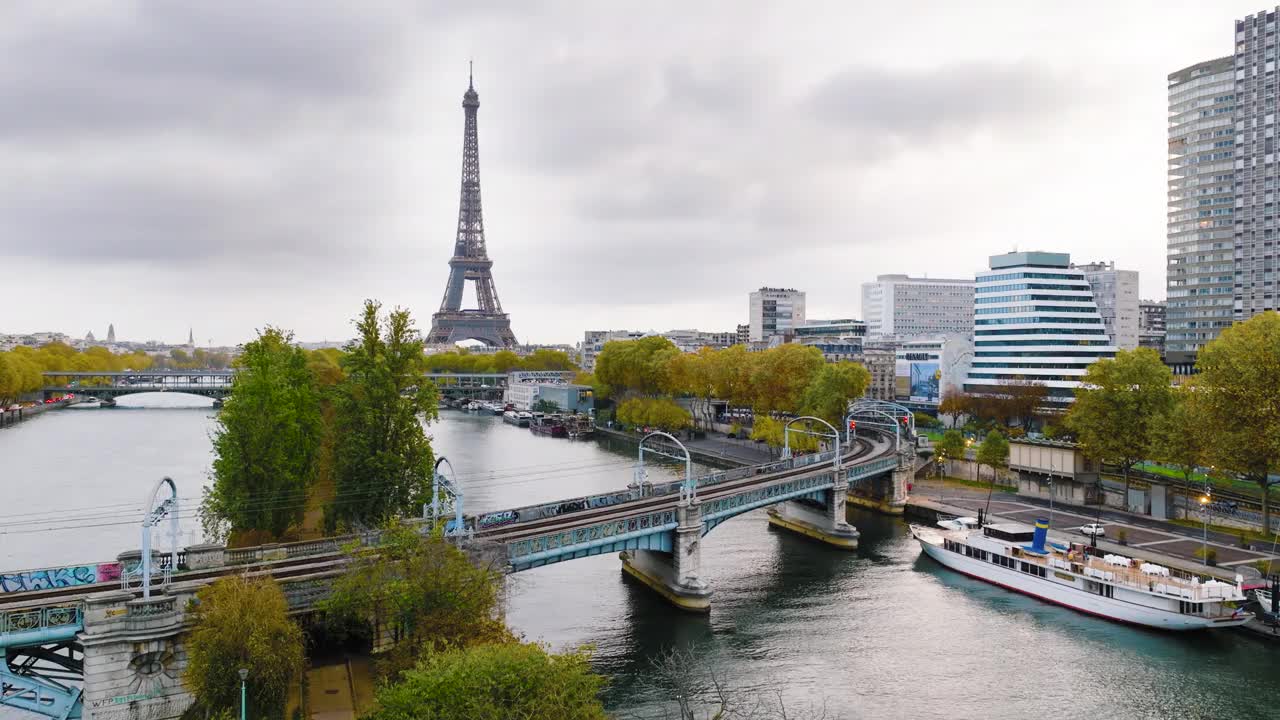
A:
[848, 420, 857, 430]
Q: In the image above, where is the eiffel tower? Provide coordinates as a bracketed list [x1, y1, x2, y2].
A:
[426, 68, 518, 347]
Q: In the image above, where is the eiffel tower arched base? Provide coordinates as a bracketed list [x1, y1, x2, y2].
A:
[427, 311, 518, 347]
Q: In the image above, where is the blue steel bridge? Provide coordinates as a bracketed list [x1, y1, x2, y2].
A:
[0, 417, 913, 720]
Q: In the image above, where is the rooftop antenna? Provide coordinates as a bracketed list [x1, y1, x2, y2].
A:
[469, 60, 474, 89]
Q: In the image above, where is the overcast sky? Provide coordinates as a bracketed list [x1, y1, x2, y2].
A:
[0, 1, 1262, 346]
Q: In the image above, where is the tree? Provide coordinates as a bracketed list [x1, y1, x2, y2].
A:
[184, 576, 305, 718]
[0, 352, 42, 407]
[749, 416, 818, 454]
[707, 344, 758, 408]
[1066, 348, 1174, 500]
[321, 523, 510, 675]
[365, 642, 606, 720]
[532, 398, 562, 413]
[521, 348, 577, 371]
[976, 430, 1009, 484]
[1193, 312, 1280, 533]
[801, 361, 870, 426]
[329, 301, 439, 529]
[616, 397, 692, 432]
[749, 344, 824, 414]
[937, 391, 969, 428]
[201, 327, 322, 542]
[937, 429, 967, 478]
[593, 336, 680, 398]
[1150, 388, 1205, 520]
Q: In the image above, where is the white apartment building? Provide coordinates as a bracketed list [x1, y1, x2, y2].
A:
[860, 275, 974, 341]
[748, 287, 805, 342]
[965, 252, 1117, 406]
[1072, 261, 1140, 350]
[578, 330, 649, 372]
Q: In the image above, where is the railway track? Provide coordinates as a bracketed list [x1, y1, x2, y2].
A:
[0, 433, 897, 613]
[0, 553, 348, 613]
[481, 435, 886, 543]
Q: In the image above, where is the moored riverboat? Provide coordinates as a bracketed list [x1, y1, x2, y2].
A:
[911, 518, 1251, 630]
[530, 414, 567, 438]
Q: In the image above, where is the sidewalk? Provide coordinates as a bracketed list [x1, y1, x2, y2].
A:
[910, 479, 1280, 579]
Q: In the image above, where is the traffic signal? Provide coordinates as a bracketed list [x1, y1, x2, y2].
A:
[848, 420, 857, 431]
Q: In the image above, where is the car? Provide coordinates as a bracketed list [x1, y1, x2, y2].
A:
[1079, 523, 1106, 537]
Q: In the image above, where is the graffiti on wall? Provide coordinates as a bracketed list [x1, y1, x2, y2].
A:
[0, 562, 122, 593]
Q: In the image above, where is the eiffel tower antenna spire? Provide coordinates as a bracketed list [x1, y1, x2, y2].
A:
[426, 67, 518, 347]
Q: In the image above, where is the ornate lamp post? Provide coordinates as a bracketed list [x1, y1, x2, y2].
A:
[638, 432, 695, 503]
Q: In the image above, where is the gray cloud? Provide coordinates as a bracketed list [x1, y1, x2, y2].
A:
[0, 1, 1229, 344]
[808, 61, 1076, 141]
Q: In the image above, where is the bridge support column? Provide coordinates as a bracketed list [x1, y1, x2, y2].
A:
[619, 501, 712, 612]
[768, 480, 860, 549]
[80, 590, 194, 720]
[846, 467, 910, 515]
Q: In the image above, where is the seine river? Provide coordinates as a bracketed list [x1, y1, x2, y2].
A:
[3, 399, 1279, 719]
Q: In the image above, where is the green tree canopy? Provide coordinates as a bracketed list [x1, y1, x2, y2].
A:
[365, 642, 607, 720]
[801, 361, 870, 425]
[616, 397, 692, 431]
[749, 344, 824, 414]
[976, 430, 1009, 482]
[202, 327, 322, 542]
[1066, 348, 1174, 495]
[593, 336, 680, 398]
[937, 429, 967, 475]
[1193, 311, 1280, 532]
[183, 576, 305, 718]
[321, 524, 510, 675]
[1150, 387, 1205, 520]
[0, 352, 43, 406]
[329, 301, 439, 529]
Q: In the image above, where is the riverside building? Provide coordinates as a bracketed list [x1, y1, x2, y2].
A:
[964, 252, 1117, 406]
[1167, 56, 1236, 371]
[748, 287, 806, 342]
[860, 274, 974, 341]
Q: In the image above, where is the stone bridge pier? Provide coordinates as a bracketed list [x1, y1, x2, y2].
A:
[619, 501, 713, 612]
[846, 451, 915, 515]
[80, 589, 195, 720]
[766, 476, 860, 549]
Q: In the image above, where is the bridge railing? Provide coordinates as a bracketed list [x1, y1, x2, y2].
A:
[0, 605, 83, 642]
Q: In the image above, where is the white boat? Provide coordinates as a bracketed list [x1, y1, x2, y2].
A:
[516, 411, 532, 427]
[1255, 587, 1276, 618]
[502, 410, 521, 425]
[936, 515, 981, 531]
[911, 519, 1251, 630]
[66, 397, 102, 409]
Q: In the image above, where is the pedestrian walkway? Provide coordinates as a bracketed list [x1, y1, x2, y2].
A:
[306, 662, 357, 720]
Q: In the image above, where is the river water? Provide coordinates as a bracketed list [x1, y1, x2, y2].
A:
[2, 400, 1278, 719]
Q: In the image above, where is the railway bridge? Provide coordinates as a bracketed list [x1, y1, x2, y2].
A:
[0, 405, 919, 720]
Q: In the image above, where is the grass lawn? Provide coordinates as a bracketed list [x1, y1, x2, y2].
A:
[1131, 462, 1263, 499]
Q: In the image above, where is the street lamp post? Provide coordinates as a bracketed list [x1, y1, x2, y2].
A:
[638, 432, 695, 503]
[782, 416, 841, 474]
[1200, 493, 1211, 566]
[238, 668, 248, 720]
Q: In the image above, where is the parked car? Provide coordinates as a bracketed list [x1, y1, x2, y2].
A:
[1078, 523, 1106, 537]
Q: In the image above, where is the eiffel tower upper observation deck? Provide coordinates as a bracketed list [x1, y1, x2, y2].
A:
[427, 69, 518, 347]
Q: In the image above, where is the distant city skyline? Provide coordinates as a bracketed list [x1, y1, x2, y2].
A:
[0, 2, 1263, 346]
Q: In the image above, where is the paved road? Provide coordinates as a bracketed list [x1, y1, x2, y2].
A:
[306, 663, 356, 720]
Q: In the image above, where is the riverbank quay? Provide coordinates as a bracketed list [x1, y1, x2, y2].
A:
[0, 398, 70, 429]
[592, 425, 774, 468]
